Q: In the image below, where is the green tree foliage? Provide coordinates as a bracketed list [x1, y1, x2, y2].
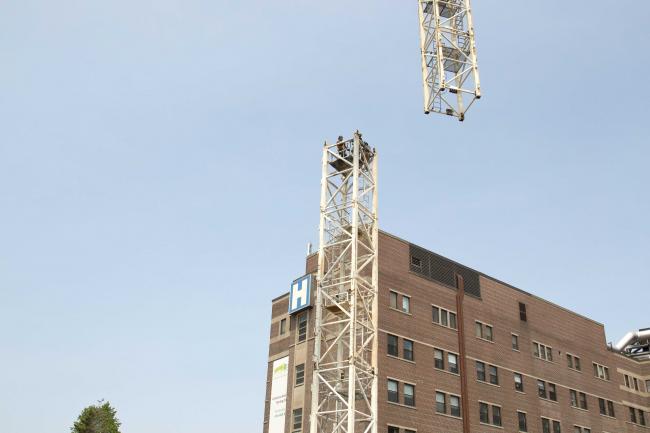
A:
[71, 400, 121, 433]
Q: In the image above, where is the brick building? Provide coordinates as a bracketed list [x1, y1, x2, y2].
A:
[263, 231, 650, 433]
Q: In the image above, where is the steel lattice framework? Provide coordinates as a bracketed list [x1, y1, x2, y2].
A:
[310, 132, 378, 433]
[418, 0, 481, 121]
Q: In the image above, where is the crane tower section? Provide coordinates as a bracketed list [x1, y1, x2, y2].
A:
[418, 0, 481, 121]
[310, 132, 379, 433]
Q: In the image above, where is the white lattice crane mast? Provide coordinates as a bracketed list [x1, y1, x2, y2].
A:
[418, 0, 481, 121]
[310, 132, 379, 433]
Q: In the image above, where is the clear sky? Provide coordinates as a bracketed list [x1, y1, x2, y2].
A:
[0, 1, 648, 432]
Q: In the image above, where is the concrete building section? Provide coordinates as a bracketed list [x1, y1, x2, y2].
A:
[263, 231, 650, 433]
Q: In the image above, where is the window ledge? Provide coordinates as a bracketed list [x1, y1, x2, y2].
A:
[571, 406, 589, 413]
[538, 397, 559, 405]
[476, 337, 495, 344]
[432, 321, 458, 332]
[479, 422, 504, 430]
[515, 390, 526, 395]
[594, 376, 611, 383]
[387, 401, 417, 410]
[625, 421, 649, 429]
[534, 357, 555, 364]
[477, 380, 501, 388]
[599, 414, 617, 420]
[435, 368, 461, 377]
[387, 354, 416, 365]
[389, 307, 412, 316]
[568, 368, 582, 374]
[436, 412, 462, 421]
[512, 348, 520, 352]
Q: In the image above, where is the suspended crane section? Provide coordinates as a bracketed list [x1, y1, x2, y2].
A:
[418, 0, 481, 121]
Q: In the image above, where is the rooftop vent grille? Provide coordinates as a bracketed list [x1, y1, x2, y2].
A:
[409, 244, 481, 298]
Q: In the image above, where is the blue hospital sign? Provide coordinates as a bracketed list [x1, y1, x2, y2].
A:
[288, 274, 312, 314]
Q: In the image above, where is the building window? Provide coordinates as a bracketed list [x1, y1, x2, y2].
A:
[512, 333, 519, 350]
[598, 398, 606, 415]
[435, 391, 461, 417]
[388, 427, 399, 433]
[403, 383, 415, 407]
[432, 305, 457, 330]
[402, 296, 410, 314]
[479, 402, 501, 426]
[449, 312, 457, 329]
[553, 420, 561, 433]
[403, 339, 414, 361]
[297, 313, 308, 343]
[592, 362, 609, 380]
[292, 408, 303, 431]
[533, 342, 553, 361]
[475, 321, 494, 341]
[640, 409, 646, 426]
[476, 361, 501, 385]
[387, 379, 399, 403]
[410, 255, 422, 270]
[566, 353, 581, 371]
[485, 325, 493, 341]
[518, 411, 528, 432]
[607, 400, 615, 417]
[435, 392, 446, 414]
[492, 405, 502, 426]
[646, 380, 650, 392]
[488, 365, 499, 385]
[537, 380, 557, 401]
[624, 374, 641, 391]
[628, 407, 646, 425]
[387, 334, 398, 357]
[519, 302, 527, 321]
[280, 318, 287, 335]
[389, 291, 398, 309]
[450, 395, 461, 417]
[295, 363, 305, 386]
[598, 398, 615, 417]
[514, 373, 524, 392]
[476, 361, 486, 382]
[434, 349, 444, 370]
[440, 308, 448, 326]
[573, 427, 591, 433]
[479, 402, 489, 424]
[433, 347, 458, 374]
[542, 418, 561, 433]
[629, 407, 637, 424]
[448, 353, 459, 374]
[578, 392, 587, 409]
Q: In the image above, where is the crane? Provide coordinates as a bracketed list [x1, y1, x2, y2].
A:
[309, 4, 481, 433]
[418, 0, 481, 121]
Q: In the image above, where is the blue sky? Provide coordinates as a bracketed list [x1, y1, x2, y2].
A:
[0, 1, 648, 432]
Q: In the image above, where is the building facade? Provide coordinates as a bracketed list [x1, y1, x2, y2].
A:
[263, 231, 650, 433]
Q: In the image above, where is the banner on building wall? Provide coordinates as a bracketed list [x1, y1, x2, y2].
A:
[268, 356, 289, 433]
